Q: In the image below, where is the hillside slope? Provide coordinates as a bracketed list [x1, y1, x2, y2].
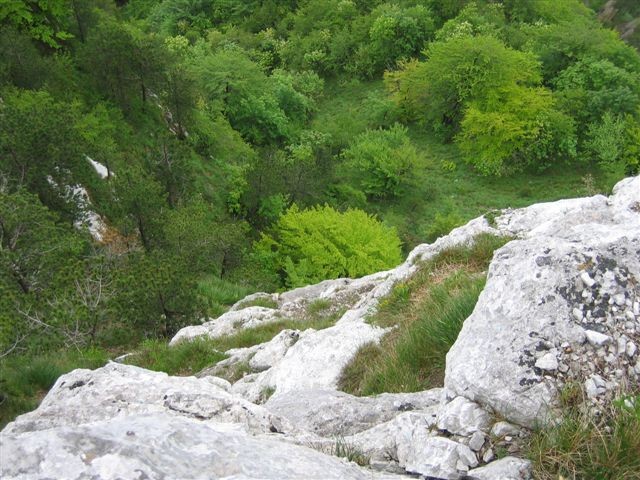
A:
[1, 176, 638, 480]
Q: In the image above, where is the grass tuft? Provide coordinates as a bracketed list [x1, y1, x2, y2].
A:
[197, 276, 255, 317]
[307, 298, 332, 315]
[124, 338, 227, 376]
[526, 392, 640, 480]
[235, 297, 278, 309]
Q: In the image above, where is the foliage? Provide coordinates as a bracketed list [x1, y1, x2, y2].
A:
[0, 189, 87, 356]
[0, 0, 73, 48]
[0, 89, 96, 216]
[386, 35, 542, 140]
[553, 57, 640, 132]
[423, 211, 465, 242]
[254, 205, 402, 287]
[457, 86, 577, 175]
[343, 123, 418, 197]
[354, 3, 435, 77]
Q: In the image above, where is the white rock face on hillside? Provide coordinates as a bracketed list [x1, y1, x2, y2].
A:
[173, 215, 499, 402]
[446, 176, 640, 428]
[2, 176, 638, 480]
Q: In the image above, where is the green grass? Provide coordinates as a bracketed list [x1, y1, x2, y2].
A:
[0, 347, 110, 428]
[123, 338, 227, 376]
[526, 391, 640, 480]
[307, 298, 332, 315]
[339, 234, 507, 395]
[197, 276, 256, 317]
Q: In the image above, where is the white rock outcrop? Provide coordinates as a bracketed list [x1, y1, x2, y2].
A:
[1, 414, 405, 480]
[467, 456, 532, 480]
[446, 176, 640, 428]
[2, 362, 289, 437]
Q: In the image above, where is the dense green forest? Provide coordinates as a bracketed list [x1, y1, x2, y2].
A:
[1, 0, 639, 424]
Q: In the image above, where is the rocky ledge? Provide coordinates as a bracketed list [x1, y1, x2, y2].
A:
[1, 176, 638, 480]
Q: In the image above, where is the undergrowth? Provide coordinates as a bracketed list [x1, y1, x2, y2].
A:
[339, 234, 508, 395]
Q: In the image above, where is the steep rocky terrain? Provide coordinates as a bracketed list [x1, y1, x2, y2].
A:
[1, 176, 638, 480]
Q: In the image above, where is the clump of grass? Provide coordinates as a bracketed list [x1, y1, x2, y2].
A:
[340, 234, 508, 395]
[259, 386, 276, 403]
[125, 338, 227, 376]
[333, 437, 369, 466]
[307, 298, 332, 315]
[0, 347, 109, 428]
[526, 392, 640, 480]
[235, 297, 278, 309]
[197, 276, 255, 317]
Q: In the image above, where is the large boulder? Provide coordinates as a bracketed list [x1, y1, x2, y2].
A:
[265, 388, 442, 436]
[2, 362, 287, 436]
[446, 176, 640, 427]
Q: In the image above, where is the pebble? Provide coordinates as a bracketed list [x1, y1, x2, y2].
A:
[585, 330, 611, 346]
[482, 449, 495, 463]
[581, 272, 596, 288]
[535, 352, 558, 371]
[468, 431, 485, 452]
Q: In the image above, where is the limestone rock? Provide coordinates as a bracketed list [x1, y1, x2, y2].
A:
[534, 351, 558, 371]
[436, 396, 491, 436]
[405, 436, 477, 479]
[468, 430, 486, 451]
[230, 321, 391, 402]
[446, 176, 640, 428]
[467, 456, 532, 480]
[491, 421, 522, 438]
[585, 330, 611, 347]
[265, 388, 442, 436]
[346, 409, 440, 465]
[3, 363, 287, 436]
[0, 414, 405, 480]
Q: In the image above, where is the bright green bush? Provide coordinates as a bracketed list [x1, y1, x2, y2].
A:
[343, 123, 418, 198]
[254, 205, 402, 288]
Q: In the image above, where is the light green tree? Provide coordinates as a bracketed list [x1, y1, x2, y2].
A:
[385, 35, 541, 139]
[254, 205, 402, 287]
